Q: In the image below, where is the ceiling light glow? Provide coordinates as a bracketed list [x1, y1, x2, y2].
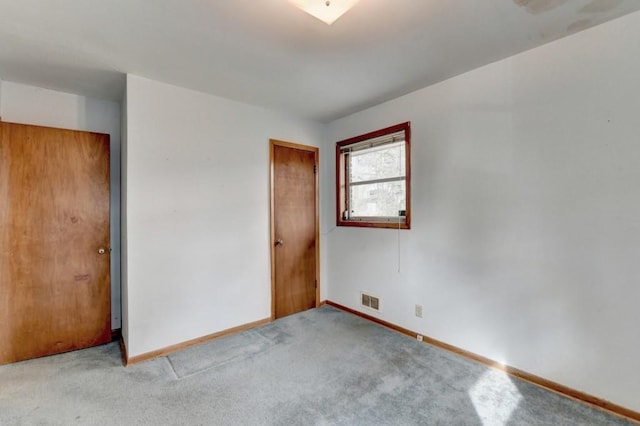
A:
[289, 0, 360, 25]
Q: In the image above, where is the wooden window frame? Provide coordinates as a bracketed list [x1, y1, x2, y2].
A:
[335, 122, 411, 230]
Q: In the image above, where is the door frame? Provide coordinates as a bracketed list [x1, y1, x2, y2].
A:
[269, 139, 320, 320]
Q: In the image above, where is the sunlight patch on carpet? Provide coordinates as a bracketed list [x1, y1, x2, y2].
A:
[469, 369, 522, 425]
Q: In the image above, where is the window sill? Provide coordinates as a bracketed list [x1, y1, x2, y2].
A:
[337, 220, 410, 230]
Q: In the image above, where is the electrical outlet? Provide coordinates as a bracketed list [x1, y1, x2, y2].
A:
[415, 304, 423, 318]
[416, 334, 423, 342]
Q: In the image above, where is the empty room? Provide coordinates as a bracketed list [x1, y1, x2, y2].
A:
[1, 0, 639, 424]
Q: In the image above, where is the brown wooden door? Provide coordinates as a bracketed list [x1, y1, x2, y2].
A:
[270, 140, 319, 319]
[0, 121, 111, 365]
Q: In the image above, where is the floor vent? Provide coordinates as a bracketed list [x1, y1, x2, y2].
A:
[361, 292, 380, 311]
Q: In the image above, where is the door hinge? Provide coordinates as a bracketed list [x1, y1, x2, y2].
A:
[313, 164, 317, 174]
[314, 280, 317, 289]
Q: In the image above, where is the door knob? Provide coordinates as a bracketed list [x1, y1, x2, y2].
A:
[98, 248, 106, 255]
[275, 239, 284, 246]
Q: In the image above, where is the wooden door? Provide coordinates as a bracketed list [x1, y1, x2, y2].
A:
[0, 121, 111, 365]
[270, 140, 319, 319]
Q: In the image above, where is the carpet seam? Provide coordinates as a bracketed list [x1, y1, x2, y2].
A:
[164, 355, 179, 380]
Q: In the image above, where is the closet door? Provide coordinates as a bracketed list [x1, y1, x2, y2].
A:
[270, 140, 319, 319]
[0, 121, 111, 364]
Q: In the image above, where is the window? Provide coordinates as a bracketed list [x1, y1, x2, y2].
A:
[336, 122, 411, 229]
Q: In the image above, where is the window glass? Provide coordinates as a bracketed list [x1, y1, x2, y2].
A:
[349, 142, 405, 183]
[349, 181, 406, 218]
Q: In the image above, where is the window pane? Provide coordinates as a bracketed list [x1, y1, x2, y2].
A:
[349, 180, 406, 217]
[349, 142, 405, 183]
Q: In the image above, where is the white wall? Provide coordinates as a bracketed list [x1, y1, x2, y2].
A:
[325, 11, 640, 412]
[0, 81, 122, 329]
[123, 74, 325, 357]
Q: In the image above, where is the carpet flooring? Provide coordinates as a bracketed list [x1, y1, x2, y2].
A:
[0, 305, 633, 425]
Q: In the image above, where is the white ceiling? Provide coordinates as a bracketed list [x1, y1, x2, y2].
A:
[1, 0, 639, 122]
